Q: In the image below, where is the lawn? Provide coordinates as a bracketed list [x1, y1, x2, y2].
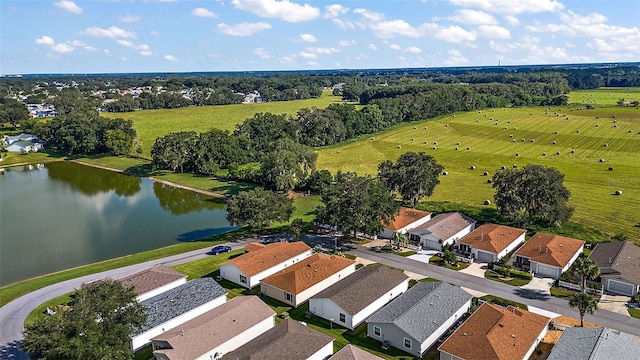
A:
[568, 87, 640, 106]
[316, 104, 640, 239]
[628, 307, 640, 319]
[485, 270, 531, 287]
[479, 295, 528, 310]
[428, 256, 470, 271]
[24, 292, 74, 327]
[102, 91, 348, 157]
[550, 286, 575, 300]
[171, 250, 244, 280]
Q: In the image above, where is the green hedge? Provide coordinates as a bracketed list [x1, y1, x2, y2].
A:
[495, 266, 533, 280]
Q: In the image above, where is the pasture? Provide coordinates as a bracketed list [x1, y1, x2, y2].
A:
[316, 105, 640, 239]
[569, 87, 640, 106]
[102, 91, 346, 157]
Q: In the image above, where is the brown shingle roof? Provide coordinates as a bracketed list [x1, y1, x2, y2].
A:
[515, 232, 585, 268]
[118, 265, 186, 295]
[260, 254, 354, 294]
[311, 265, 408, 314]
[222, 318, 333, 360]
[460, 223, 525, 254]
[589, 241, 640, 285]
[384, 207, 431, 230]
[438, 303, 550, 360]
[411, 212, 476, 240]
[330, 345, 384, 360]
[243, 242, 267, 252]
[152, 296, 275, 360]
[223, 241, 311, 276]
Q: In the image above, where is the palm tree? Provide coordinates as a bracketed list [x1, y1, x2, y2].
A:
[569, 292, 598, 327]
[571, 256, 600, 293]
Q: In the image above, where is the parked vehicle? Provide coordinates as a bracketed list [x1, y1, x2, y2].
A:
[208, 245, 232, 255]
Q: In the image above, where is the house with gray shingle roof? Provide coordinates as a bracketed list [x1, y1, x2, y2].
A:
[222, 318, 334, 360]
[547, 327, 640, 360]
[366, 281, 473, 357]
[131, 277, 227, 351]
[407, 212, 476, 250]
[588, 241, 640, 296]
[309, 265, 409, 330]
[118, 264, 187, 302]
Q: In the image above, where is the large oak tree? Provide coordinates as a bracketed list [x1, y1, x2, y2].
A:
[378, 151, 444, 207]
[226, 188, 294, 231]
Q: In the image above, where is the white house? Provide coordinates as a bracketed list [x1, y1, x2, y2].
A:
[439, 303, 550, 360]
[131, 278, 227, 351]
[220, 241, 313, 289]
[367, 282, 473, 358]
[380, 207, 432, 239]
[118, 264, 187, 302]
[223, 319, 334, 360]
[514, 232, 585, 279]
[4, 133, 43, 153]
[407, 212, 476, 250]
[457, 223, 526, 263]
[309, 266, 409, 330]
[152, 296, 275, 360]
[260, 254, 356, 307]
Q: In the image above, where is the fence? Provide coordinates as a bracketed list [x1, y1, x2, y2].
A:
[557, 280, 603, 295]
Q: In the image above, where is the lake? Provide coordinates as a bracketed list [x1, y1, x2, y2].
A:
[0, 161, 233, 287]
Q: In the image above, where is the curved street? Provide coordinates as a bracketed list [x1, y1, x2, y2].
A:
[1, 239, 639, 359]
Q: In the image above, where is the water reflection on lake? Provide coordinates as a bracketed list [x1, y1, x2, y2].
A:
[0, 161, 232, 287]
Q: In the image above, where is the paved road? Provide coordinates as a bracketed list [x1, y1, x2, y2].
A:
[1, 239, 639, 359]
[0, 238, 255, 359]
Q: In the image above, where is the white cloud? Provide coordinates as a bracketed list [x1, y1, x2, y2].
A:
[324, 4, 349, 18]
[332, 18, 355, 30]
[164, 55, 178, 62]
[478, 25, 511, 39]
[405, 46, 422, 53]
[339, 40, 357, 46]
[35, 36, 55, 45]
[353, 8, 385, 22]
[432, 24, 477, 43]
[300, 33, 317, 42]
[368, 43, 378, 50]
[54, 1, 83, 15]
[504, 15, 519, 25]
[117, 40, 152, 55]
[84, 26, 136, 39]
[119, 14, 141, 23]
[254, 48, 271, 59]
[192, 7, 217, 18]
[447, 9, 497, 25]
[121, 56, 127, 61]
[370, 20, 430, 38]
[52, 43, 75, 53]
[306, 47, 340, 54]
[298, 51, 317, 59]
[389, 44, 401, 50]
[69, 40, 97, 51]
[217, 22, 272, 36]
[448, 0, 564, 15]
[445, 49, 468, 65]
[150, 31, 160, 35]
[231, 0, 320, 22]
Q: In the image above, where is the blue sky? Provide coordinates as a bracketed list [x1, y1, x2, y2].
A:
[1, 0, 638, 74]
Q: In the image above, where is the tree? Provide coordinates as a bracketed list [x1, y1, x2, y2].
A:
[151, 131, 198, 173]
[226, 188, 294, 231]
[568, 292, 598, 327]
[22, 279, 146, 360]
[377, 152, 444, 207]
[571, 256, 600, 293]
[259, 139, 317, 191]
[492, 164, 573, 228]
[315, 171, 400, 238]
[0, 98, 30, 128]
[289, 218, 305, 239]
[104, 129, 133, 155]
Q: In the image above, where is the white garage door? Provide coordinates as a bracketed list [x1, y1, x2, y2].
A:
[476, 251, 494, 263]
[535, 263, 558, 278]
[607, 280, 634, 296]
[423, 239, 442, 251]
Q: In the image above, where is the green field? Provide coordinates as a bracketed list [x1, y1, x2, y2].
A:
[102, 91, 347, 157]
[316, 104, 640, 239]
[569, 87, 640, 106]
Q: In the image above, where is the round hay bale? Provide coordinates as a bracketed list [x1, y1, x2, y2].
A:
[335, 150, 340, 154]
[608, 167, 614, 171]
[513, 164, 518, 168]
[511, 139, 516, 142]
[603, 143, 608, 147]
[397, 145, 402, 149]
[423, 141, 428, 144]
[424, 127, 428, 130]
[485, 114, 487, 117]
[595, 124, 599, 127]
[444, 124, 449, 127]
[487, 179, 493, 184]
[476, 120, 480, 123]
[413, 127, 417, 130]
[504, 127, 508, 130]
[571, 149, 576, 154]
[615, 190, 622, 195]
[455, 147, 459, 151]
[501, 166, 507, 170]
[453, 115, 456, 118]
[515, 152, 520, 156]
[432, 147, 437, 150]
[470, 166, 476, 170]
[613, 115, 617, 119]
[556, 151, 561, 155]
[554, 131, 558, 134]
[552, 141, 556, 144]
[596, 116, 599, 119]
[410, 138, 414, 141]
[576, 130, 580, 133]
[456, 141, 460, 145]
[530, 139, 535, 142]
[370, 137, 375, 140]
[483, 171, 489, 176]
[509, 134, 513, 138]
[508, 120, 511, 123]
[613, 124, 617, 128]
[490, 118, 494, 121]
[484, 200, 491, 205]
[442, 171, 448, 175]
[433, 141, 437, 145]
[521, 138, 525, 142]
[542, 152, 547, 156]
[599, 158, 605, 162]
[466, 146, 471, 150]
[479, 111, 482, 113]
[513, 127, 517, 130]
[529, 113, 532, 115]
[629, 130, 633, 133]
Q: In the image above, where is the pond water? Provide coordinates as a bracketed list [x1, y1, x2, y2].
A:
[0, 161, 233, 287]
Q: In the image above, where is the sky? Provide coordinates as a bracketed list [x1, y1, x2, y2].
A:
[1, 0, 639, 74]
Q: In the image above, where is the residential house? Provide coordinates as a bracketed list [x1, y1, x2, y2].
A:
[408, 212, 476, 250]
[330, 345, 384, 360]
[260, 254, 356, 307]
[309, 265, 410, 330]
[131, 278, 227, 351]
[152, 296, 275, 360]
[514, 233, 585, 279]
[243, 242, 267, 253]
[547, 327, 640, 360]
[367, 282, 473, 358]
[222, 318, 334, 360]
[380, 207, 432, 239]
[4, 133, 43, 153]
[588, 241, 640, 296]
[220, 241, 313, 289]
[438, 303, 550, 360]
[458, 223, 526, 263]
[118, 264, 187, 302]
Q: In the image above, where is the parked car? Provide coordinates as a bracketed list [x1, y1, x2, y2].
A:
[371, 246, 382, 253]
[208, 245, 232, 255]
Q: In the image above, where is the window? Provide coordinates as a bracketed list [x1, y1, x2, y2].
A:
[373, 326, 381, 337]
[404, 338, 412, 349]
[239, 275, 247, 284]
[339, 313, 346, 323]
[285, 292, 293, 301]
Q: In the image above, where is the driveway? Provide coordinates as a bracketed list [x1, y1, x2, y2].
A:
[407, 250, 439, 264]
[459, 262, 487, 277]
[599, 294, 631, 316]
[517, 277, 554, 301]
